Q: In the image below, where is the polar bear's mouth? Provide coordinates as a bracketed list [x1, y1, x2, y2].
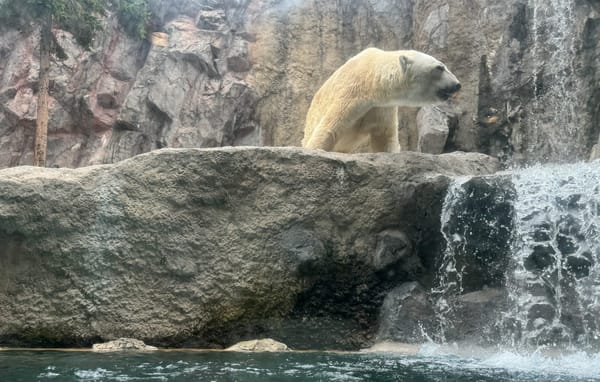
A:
[437, 83, 461, 100]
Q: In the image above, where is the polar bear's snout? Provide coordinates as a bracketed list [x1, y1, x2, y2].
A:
[437, 82, 461, 101]
[450, 82, 461, 93]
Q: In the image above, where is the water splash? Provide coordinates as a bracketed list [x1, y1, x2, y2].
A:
[503, 162, 600, 349]
[418, 343, 600, 380]
[431, 177, 469, 342]
[436, 161, 600, 351]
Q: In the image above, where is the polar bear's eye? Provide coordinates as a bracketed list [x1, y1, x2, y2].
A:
[435, 65, 445, 72]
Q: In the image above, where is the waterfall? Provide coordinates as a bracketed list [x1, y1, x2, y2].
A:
[504, 162, 600, 349]
[436, 161, 600, 350]
[524, 0, 584, 163]
[431, 178, 469, 342]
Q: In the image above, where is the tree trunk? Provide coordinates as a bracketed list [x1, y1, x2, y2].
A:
[33, 15, 52, 167]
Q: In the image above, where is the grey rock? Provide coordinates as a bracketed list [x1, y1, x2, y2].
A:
[277, 226, 325, 269]
[416, 106, 450, 154]
[376, 283, 507, 345]
[375, 282, 435, 343]
[557, 234, 579, 256]
[0, 147, 500, 348]
[108, 14, 259, 163]
[371, 230, 414, 271]
[197, 9, 228, 31]
[448, 288, 507, 342]
[225, 338, 289, 352]
[92, 338, 158, 352]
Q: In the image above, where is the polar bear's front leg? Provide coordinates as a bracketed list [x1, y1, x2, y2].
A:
[305, 103, 367, 151]
[369, 131, 400, 153]
[365, 107, 401, 153]
[305, 128, 336, 151]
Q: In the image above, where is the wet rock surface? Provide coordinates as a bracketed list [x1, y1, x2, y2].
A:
[439, 175, 515, 292]
[375, 282, 435, 344]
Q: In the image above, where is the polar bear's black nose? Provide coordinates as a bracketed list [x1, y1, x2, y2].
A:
[437, 82, 462, 100]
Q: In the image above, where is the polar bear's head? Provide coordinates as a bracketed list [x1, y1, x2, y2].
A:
[394, 50, 461, 107]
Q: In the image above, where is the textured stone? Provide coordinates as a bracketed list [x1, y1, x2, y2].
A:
[371, 230, 413, 271]
[226, 338, 289, 352]
[0, 147, 500, 348]
[92, 338, 158, 352]
[557, 234, 579, 256]
[449, 288, 507, 342]
[416, 106, 450, 154]
[108, 15, 259, 163]
[375, 282, 435, 343]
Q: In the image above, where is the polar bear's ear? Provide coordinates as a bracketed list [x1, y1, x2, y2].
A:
[399, 55, 412, 74]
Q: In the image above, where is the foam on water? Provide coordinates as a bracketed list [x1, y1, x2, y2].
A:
[477, 350, 600, 379]
[414, 342, 600, 379]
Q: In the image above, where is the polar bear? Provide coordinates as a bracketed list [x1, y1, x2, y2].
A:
[302, 48, 461, 153]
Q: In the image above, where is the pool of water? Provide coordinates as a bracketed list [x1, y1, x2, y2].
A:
[1, 346, 599, 381]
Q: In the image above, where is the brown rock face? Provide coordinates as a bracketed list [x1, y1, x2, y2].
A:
[1, 1, 599, 167]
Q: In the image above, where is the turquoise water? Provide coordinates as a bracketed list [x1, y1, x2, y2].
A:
[1, 348, 599, 381]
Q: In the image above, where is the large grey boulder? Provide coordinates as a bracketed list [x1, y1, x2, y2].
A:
[0, 147, 499, 348]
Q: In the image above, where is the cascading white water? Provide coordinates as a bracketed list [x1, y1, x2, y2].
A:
[431, 178, 469, 342]
[525, 0, 584, 163]
[436, 161, 600, 351]
[503, 162, 600, 349]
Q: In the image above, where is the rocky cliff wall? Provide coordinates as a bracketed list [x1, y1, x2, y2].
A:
[1, 0, 599, 167]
